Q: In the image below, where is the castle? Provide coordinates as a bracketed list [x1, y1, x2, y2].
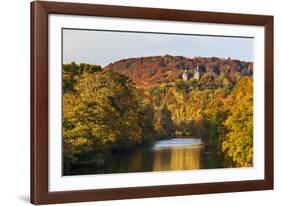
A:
[182, 69, 188, 80]
[194, 65, 201, 80]
[182, 65, 202, 81]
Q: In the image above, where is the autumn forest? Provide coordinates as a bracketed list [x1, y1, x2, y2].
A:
[63, 55, 253, 175]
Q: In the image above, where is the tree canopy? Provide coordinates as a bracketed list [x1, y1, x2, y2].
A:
[63, 60, 253, 172]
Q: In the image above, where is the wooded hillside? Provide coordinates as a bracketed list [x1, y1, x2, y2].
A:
[63, 55, 254, 174]
[105, 55, 253, 89]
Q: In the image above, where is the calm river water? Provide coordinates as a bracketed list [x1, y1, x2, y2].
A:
[70, 137, 225, 175]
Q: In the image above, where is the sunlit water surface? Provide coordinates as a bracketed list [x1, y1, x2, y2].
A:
[69, 138, 225, 175]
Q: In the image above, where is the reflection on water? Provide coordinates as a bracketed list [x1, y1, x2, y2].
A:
[152, 138, 202, 171]
[70, 138, 225, 175]
[153, 146, 202, 171]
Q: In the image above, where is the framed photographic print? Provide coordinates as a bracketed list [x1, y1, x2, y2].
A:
[30, 1, 274, 204]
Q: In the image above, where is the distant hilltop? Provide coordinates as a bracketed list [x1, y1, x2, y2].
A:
[105, 55, 253, 89]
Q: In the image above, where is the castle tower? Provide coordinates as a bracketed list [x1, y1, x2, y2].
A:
[182, 68, 188, 81]
[194, 65, 201, 80]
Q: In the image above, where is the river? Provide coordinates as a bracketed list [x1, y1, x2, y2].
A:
[69, 137, 225, 175]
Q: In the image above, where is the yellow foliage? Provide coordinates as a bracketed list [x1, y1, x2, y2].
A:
[222, 77, 253, 167]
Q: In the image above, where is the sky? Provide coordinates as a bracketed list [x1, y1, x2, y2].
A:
[63, 29, 254, 67]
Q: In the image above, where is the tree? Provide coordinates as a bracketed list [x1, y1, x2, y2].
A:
[203, 88, 228, 145]
[138, 104, 157, 143]
[154, 106, 175, 137]
[63, 62, 102, 93]
[63, 70, 142, 167]
[222, 77, 253, 167]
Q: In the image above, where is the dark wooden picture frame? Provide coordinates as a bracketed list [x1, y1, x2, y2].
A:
[31, 1, 274, 204]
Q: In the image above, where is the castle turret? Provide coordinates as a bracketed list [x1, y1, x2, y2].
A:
[182, 68, 188, 81]
[194, 65, 201, 80]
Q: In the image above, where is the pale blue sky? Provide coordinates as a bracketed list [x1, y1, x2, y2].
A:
[63, 29, 254, 67]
